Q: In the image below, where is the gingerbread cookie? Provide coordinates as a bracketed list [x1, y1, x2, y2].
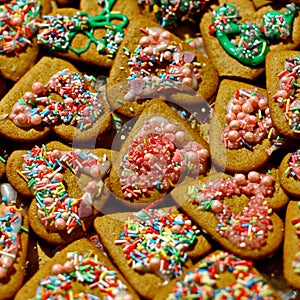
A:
[0, 56, 112, 143]
[266, 50, 300, 140]
[36, 0, 140, 69]
[171, 170, 285, 259]
[94, 205, 212, 299]
[283, 200, 300, 289]
[0, 0, 52, 81]
[0, 183, 29, 300]
[210, 79, 283, 174]
[106, 15, 219, 118]
[153, 250, 281, 299]
[200, 0, 300, 80]
[109, 98, 210, 209]
[6, 141, 115, 245]
[14, 238, 140, 300]
[278, 149, 300, 198]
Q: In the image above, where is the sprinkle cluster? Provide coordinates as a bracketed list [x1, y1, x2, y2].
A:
[137, 0, 211, 28]
[166, 251, 278, 299]
[120, 116, 209, 199]
[115, 206, 198, 282]
[33, 250, 132, 300]
[187, 171, 275, 249]
[19, 144, 110, 234]
[209, 3, 299, 66]
[9, 69, 104, 131]
[291, 202, 300, 274]
[37, 0, 128, 57]
[273, 54, 300, 133]
[123, 27, 202, 101]
[285, 150, 300, 179]
[0, 204, 25, 279]
[0, 0, 41, 54]
[222, 88, 278, 152]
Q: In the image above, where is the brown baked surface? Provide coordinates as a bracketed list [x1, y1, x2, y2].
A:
[266, 50, 300, 140]
[14, 238, 140, 300]
[284, 200, 300, 289]
[6, 140, 115, 245]
[106, 15, 219, 118]
[278, 151, 300, 198]
[94, 206, 212, 300]
[200, 0, 300, 80]
[0, 56, 112, 143]
[109, 98, 210, 208]
[171, 172, 285, 260]
[153, 249, 282, 300]
[0, 207, 29, 300]
[209, 79, 271, 173]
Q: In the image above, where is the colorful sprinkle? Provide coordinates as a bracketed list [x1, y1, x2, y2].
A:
[116, 206, 199, 282]
[120, 116, 209, 199]
[19, 144, 110, 234]
[187, 172, 275, 249]
[166, 251, 278, 299]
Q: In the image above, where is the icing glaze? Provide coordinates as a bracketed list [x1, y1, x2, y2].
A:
[272, 54, 300, 133]
[19, 145, 110, 234]
[222, 88, 278, 153]
[9, 69, 105, 131]
[120, 116, 209, 199]
[166, 251, 278, 299]
[0, 0, 41, 54]
[37, 0, 128, 57]
[187, 172, 275, 249]
[116, 206, 198, 282]
[209, 3, 299, 66]
[137, 0, 211, 28]
[33, 250, 133, 300]
[123, 27, 202, 101]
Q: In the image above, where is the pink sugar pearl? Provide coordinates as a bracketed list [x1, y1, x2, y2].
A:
[234, 173, 246, 185]
[160, 31, 171, 40]
[175, 131, 185, 143]
[51, 263, 64, 275]
[32, 82, 44, 95]
[149, 257, 161, 271]
[86, 180, 99, 194]
[211, 200, 223, 213]
[261, 175, 274, 187]
[139, 36, 151, 47]
[23, 91, 35, 101]
[51, 149, 61, 159]
[53, 173, 64, 182]
[248, 171, 260, 183]
[54, 218, 66, 230]
[171, 224, 182, 233]
[1, 256, 13, 268]
[163, 50, 172, 60]
[15, 113, 28, 125]
[30, 114, 42, 125]
[63, 260, 75, 273]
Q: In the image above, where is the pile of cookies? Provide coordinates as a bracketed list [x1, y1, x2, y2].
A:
[1, 0, 300, 299]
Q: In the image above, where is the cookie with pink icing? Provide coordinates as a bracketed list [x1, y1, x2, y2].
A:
[109, 98, 210, 208]
[6, 141, 115, 245]
[106, 15, 219, 118]
[0, 183, 29, 300]
[171, 170, 286, 260]
[14, 238, 140, 300]
[209, 79, 288, 174]
[94, 206, 212, 299]
[0, 56, 112, 143]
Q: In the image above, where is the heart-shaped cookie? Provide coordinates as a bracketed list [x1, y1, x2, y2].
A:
[0, 184, 29, 300]
[109, 98, 210, 209]
[94, 206, 212, 300]
[210, 79, 283, 173]
[153, 250, 281, 299]
[36, 0, 140, 69]
[266, 50, 300, 140]
[0, 0, 52, 81]
[14, 238, 140, 300]
[171, 170, 286, 259]
[0, 56, 112, 144]
[106, 15, 219, 117]
[200, 0, 300, 80]
[6, 140, 115, 245]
